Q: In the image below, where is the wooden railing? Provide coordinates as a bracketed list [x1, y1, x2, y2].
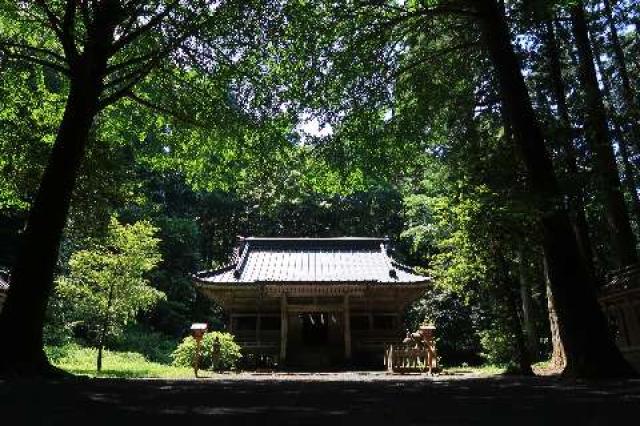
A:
[384, 343, 438, 374]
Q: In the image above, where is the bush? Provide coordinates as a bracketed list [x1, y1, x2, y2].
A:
[171, 331, 241, 370]
[478, 326, 515, 366]
[406, 287, 483, 366]
[111, 325, 179, 364]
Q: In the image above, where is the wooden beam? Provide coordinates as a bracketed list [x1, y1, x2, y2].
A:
[287, 303, 344, 313]
[257, 312, 262, 346]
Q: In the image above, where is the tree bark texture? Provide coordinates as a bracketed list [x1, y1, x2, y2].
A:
[542, 19, 597, 279]
[571, 2, 638, 268]
[0, 59, 106, 376]
[544, 256, 566, 370]
[518, 249, 538, 360]
[475, 0, 635, 377]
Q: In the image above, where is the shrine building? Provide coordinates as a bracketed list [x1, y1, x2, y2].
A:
[193, 237, 430, 368]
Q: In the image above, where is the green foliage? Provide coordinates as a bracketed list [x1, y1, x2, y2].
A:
[53, 217, 165, 346]
[171, 332, 242, 371]
[45, 343, 193, 379]
[479, 326, 519, 367]
[110, 325, 180, 365]
[406, 287, 482, 366]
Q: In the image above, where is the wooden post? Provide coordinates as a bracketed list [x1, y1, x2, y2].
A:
[280, 294, 288, 364]
[344, 294, 352, 362]
[257, 312, 262, 346]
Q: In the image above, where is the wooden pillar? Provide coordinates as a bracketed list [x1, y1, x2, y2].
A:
[280, 294, 288, 364]
[344, 294, 352, 362]
[256, 312, 262, 345]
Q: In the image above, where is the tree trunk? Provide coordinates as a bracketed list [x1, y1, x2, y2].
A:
[518, 249, 538, 360]
[475, 0, 635, 377]
[506, 283, 533, 375]
[542, 18, 597, 278]
[571, 2, 638, 268]
[603, 0, 640, 156]
[0, 66, 103, 376]
[544, 256, 566, 370]
[97, 279, 117, 372]
[590, 31, 640, 227]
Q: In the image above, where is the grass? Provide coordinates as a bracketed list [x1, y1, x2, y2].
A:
[46, 343, 195, 379]
[440, 364, 506, 376]
[45, 341, 510, 379]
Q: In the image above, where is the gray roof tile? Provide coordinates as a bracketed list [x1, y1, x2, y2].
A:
[195, 237, 429, 285]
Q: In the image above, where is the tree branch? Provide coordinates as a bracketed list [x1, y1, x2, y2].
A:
[0, 50, 71, 75]
[393, 41, 478, 79]
[98, 62, 157, 109]
[0, 41, 67, 64]
[60, 0, 79, 61]
[34, 0, 63, 37]
[126, 92, 208, 128]
[110, 1, 180, 53]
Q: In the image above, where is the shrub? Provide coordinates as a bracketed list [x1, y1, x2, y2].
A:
[171, 331, 241, 370]
[111, 325, 179, 364]
[478, 326, 515, 366]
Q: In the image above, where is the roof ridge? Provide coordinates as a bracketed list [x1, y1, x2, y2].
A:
[233, 241, 251, 278]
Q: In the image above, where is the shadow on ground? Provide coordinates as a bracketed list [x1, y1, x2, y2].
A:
[1, 373, 639, 425]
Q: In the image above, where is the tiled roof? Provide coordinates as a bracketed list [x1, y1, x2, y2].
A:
[195, 237, 430, 285]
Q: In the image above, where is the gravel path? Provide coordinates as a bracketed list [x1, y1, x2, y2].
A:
[2, 372, 639, 425]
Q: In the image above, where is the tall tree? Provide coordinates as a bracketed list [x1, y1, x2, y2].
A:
[541, 17, 596, 277]
[474, 0, 634, 376]
[55, 217, 164, 371]
[0, 0, 274, 376]
[602, 0, 640, 155]
[570, 1, 638, 267]
[589, 28, 640, 227]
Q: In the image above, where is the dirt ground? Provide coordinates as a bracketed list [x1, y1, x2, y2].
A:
[1, 371, 639, 425]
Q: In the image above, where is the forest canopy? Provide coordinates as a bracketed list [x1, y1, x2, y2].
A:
[1, 0, 639, 378]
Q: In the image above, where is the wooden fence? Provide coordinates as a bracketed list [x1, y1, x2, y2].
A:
[384, 343, 438, 373]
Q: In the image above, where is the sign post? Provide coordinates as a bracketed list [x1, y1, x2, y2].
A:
[418, 323, 437, 374]
[190, 323, 208, 377]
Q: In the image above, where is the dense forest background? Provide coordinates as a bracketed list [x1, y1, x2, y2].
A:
[1, 0, 639, 375]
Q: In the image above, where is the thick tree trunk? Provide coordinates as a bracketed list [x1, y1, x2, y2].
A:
[518, 249, 538, 360]
[571, 2, 638, 268]
[0, 67, 102, 376]
[603, 0, 640, 156]
[475, 0, 635, 377]
[544, 256, 566, 370]
[542, 19, 597, 278]
[506, 285, 533, 375]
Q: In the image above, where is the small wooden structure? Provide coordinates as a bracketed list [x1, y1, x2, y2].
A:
[194, 237, 430, 369]
[384, 324, 438, 373]
[599, 264, 640, 371]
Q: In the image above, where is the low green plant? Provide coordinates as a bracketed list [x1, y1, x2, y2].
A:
[171, 331, 241, 370]
[478, 326, 515, 366]
[45, 343, 193, 378]
[111, 325, 179, 364]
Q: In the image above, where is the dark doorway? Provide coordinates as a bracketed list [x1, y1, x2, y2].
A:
[301, 313, 329, 346]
